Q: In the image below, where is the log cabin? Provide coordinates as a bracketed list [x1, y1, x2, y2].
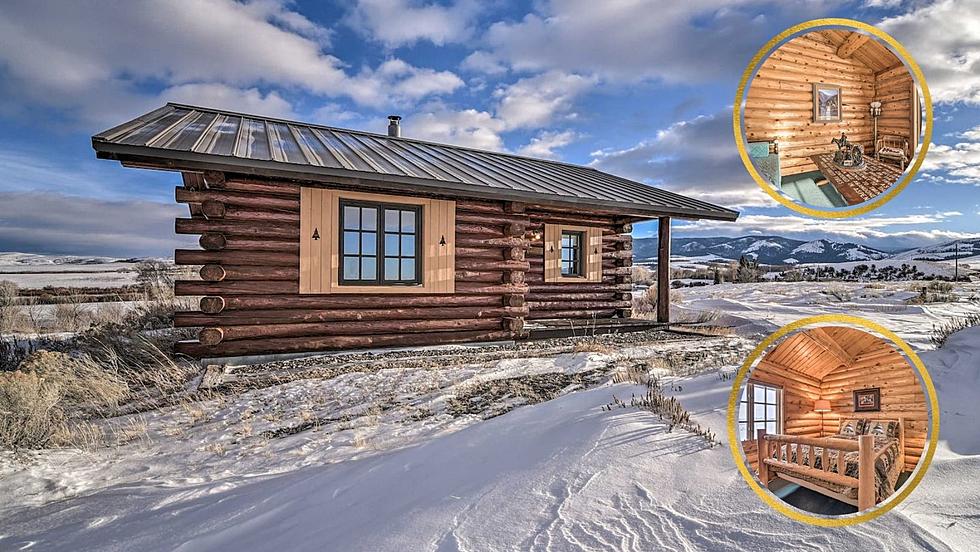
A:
[741, 326, 928, 513]
[744, 30, 920, 208]
[92, 103, 738, 359]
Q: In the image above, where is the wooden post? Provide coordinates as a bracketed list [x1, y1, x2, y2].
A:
[757, 428, 769, 484]
[821, 445, 829, 472]
[858, 434, 875, 511]
[657, 216, 670, 323]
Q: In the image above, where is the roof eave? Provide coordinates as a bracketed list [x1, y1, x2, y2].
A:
[92, 140, 740, 223]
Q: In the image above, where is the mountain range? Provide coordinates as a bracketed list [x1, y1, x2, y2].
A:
[632, 236, 974, 265]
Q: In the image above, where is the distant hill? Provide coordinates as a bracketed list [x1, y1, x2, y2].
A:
[634, 236, 890, 265]
[889, 238, 980, 262]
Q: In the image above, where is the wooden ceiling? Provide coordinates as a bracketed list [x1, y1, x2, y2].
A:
[814, 30, 903, 74]
[757, 326, 902, 381]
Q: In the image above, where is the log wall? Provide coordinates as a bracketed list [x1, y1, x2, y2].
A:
[820, 350, 927, 472]
[745, 33, 876, 177]
[525, 209, 633, 320]
[173, 173, 532, 357]
[171, 172, 637, 358]
[873, 64, 916, 149]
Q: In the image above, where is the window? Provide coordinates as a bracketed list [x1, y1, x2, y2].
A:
[560, 231, 584, 277]
[738, 381, 781, 441]
[340, 200, 421, 285]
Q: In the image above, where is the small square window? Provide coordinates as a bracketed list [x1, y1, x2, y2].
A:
[560, 231, 583, 277]
[340, 200, 422, 286]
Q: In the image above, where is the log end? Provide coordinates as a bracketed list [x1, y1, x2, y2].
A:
[201, 199, 226, 219]
[199, 232, 227, 251]
[198, 327, 224, 346]
[502, 317, 525, 332]
[199, 296, 226, 314]
[199, 264, 227, 282]
[203, 170, 226, 188]
[503, 294, 525, 308]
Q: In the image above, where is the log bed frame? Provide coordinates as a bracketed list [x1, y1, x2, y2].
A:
[756, 416, 905, 511]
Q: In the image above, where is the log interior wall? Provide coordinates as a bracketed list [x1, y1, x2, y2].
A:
[873, 65, 915, 149]
[525, 209, 633, 321]
[745, 32, 876, 177]
[820, 350, 927, 471]
[744, 362, 823, 474]
[172, 173, 531, 357]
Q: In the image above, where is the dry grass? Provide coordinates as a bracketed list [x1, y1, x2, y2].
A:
[908, 281, 958, 305]
[604, 374, 719, 447]
[931, 313, 980, 348]
[632, 286, 683, 316]
[573, 339, 612, 354]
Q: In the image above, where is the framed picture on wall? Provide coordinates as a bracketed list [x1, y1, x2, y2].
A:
[853, 387, 881, 412]
[813, 83, 843, 122]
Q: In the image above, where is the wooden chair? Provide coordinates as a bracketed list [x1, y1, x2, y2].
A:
[875, 136, 909, 170]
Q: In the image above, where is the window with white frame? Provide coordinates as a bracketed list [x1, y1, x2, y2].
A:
[738, 381, 781, 442]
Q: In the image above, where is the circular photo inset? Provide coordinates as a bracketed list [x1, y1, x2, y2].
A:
[730, 323, 936, 522]
[735, 21, 931, 217]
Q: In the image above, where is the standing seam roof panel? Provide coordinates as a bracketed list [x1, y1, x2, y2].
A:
[91, 103, 739, 221]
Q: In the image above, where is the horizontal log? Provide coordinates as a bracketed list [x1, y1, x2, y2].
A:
[455, 258, 529, 271]
[174, 249, 298, 267]
[455, 235, 528, 248]
[175, 218, 299, 239]
[503, 294, 525, 308]
[176, 307, 529, 327]
[176, 280, 297, 296]
[204, 235, 299, 253]
[201, 265, 299, 282]
[455, 200, 505, 214]
[525, 292, 618, 301]
[175, 187, 299, 211]
[175, 329, 517, 357]
[455, 212, 528, 226]
[221, 179, 301, 197]
[212, 294, 501, 311]
[456, 247, 507, 259]
[528, 300, 631, 310]
[527, 283, 632, 292]
[456, 271, 503, 283]
[203, 318, 503, 342]
[218, 206, 299, 224]
[454, 282, 528, 295]
[456, 223, 505, 236]
[527, 309, 617, 320]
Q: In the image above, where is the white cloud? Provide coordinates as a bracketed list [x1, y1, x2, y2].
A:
[161, 84, 297, 119]
[879, 0, 980, 104]
[517, 130, 578, 159]
[403, 105, 506, 151]
[0, 192, 192, 257]
[460, 51, 508, 75]
[0, 0, 463, 126]
[494, 71, 595, 129]
[345, 0, 481, 47]
[590, 112, 775, 209]
[483, 0, 823, 84]
[920, 125, 980, 185]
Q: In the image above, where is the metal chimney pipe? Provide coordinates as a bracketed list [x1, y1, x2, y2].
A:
[387, 115, 401, 137]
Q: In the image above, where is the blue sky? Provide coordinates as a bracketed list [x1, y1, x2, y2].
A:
[0, 0, 978, 257]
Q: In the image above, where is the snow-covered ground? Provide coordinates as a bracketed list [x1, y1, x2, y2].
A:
[675, 280, 980, 350]
[1, 281, 979, 550]
[0, 253, 141, 289]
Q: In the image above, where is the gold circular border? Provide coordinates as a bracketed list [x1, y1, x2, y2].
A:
[733, 18, 933, 218]
[726, 314, 940, 527]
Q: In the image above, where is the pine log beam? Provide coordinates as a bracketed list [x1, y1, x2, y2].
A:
[176, 330, 518, 357]
[175, 188, 298, 211]
[837, 32, 870, 59]
[527, 309, 617, 320]
[455, 258, 529, 271]
[200, 265, 298, 282]
[175, 218, 299, 239]
[175, 249, 298, 266]
[177, 307, 529, 327]
[657, 216, 670, 323]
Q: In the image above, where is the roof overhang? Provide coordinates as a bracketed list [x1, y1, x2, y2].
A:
[94, 141, 740, 222]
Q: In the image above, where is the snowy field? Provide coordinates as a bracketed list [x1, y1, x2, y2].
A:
[0, 253, 141, 289]
[1, 280, 979, 550]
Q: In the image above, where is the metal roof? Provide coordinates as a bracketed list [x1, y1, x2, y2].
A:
[93, 103, 739, 221]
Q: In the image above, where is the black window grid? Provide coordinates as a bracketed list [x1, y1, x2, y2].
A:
[560, 231, 584, 277]
[339, 199, 422, 286]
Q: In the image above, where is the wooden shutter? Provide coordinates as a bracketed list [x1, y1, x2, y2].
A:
[544, 223, 560, 282]
[300, 187, 331, 294]
[300, 187, 454, 294]
[585, 227, 603, 282]
[423, 198, 456, 293]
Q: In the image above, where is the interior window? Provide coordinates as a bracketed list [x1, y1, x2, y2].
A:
[560, 231, 584, 277]
[738, 381, 781, 441]
[340, 200, 421, 285]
